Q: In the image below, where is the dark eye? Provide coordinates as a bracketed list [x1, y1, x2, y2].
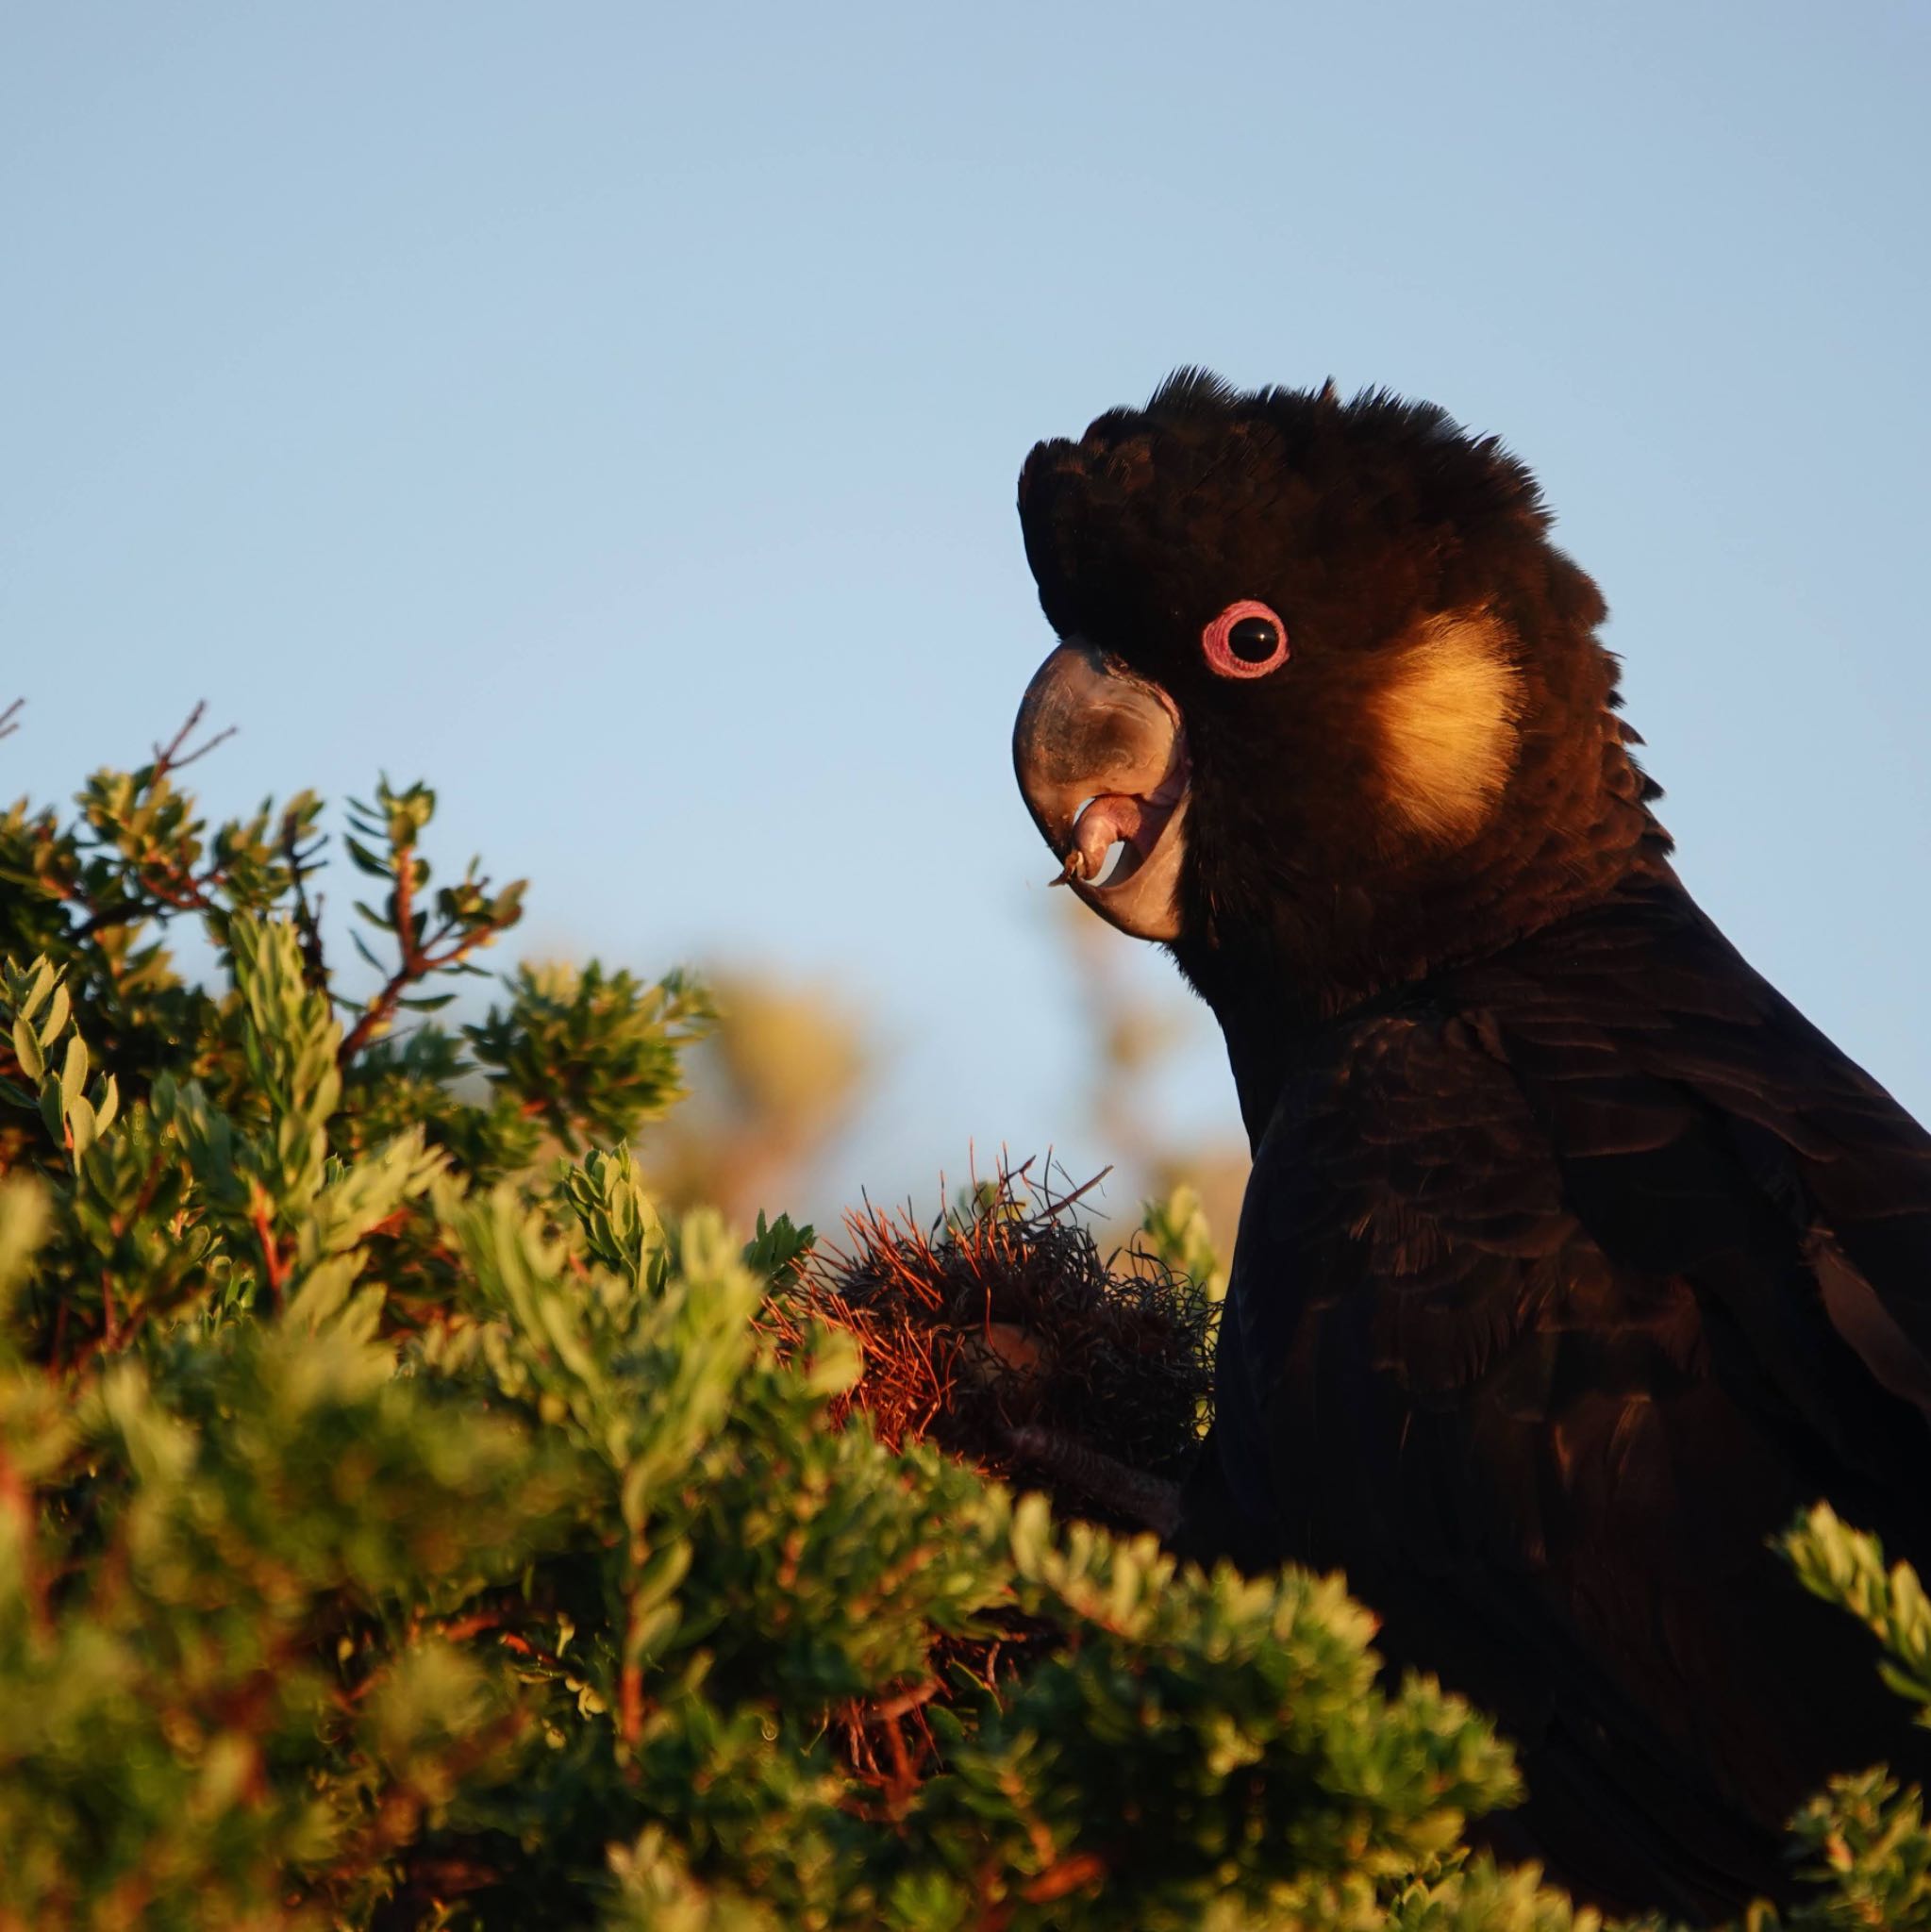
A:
[1202, 599, 1290, 679]
[1228, 615, 1280, 662]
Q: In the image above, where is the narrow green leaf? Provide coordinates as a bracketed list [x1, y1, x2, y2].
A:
[11, 1015, 42, 1083]
[59, 1033, 89, 1108]
[39, 981, 71, 1049]
[342, 836, 392, 878]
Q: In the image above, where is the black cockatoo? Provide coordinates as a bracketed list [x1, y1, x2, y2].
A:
[1010, 371, 1931, 1918]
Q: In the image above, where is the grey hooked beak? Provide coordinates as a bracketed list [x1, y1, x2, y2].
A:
[1012, 641, 1190, 942]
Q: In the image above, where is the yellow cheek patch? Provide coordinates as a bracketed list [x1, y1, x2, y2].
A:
[1372, 608, 1525, 843]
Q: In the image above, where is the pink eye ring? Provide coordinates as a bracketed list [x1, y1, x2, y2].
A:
[1202, 599, 1290, 679]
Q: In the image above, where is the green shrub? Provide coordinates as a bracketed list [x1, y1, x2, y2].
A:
[0, 717, 1923, 1929]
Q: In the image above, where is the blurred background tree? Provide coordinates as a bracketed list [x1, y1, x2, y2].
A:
[641, 900, 1244, 1277]
[642, 967, 869, 1228]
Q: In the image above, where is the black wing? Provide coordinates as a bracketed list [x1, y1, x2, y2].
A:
[1183, 877, 1931, 1918]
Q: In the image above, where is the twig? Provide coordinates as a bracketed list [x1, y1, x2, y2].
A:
[435, 1609, 505, 1644]
[59, 708, 242, 943]
[336, 864, 496, 1069]
[498, 1631, 567, 1673]
[108, 1147, 172, 1243]
[618, 1657, 644, 1747]
[336, 841, 421, 1066]
[71, 879, 214, 941]
[878, 1707, 915, 1807]
[870, 1677, 940, 1723]
[0, 698, 22, 741]
[149, 701, 237, 780]
[251, 1197, 288, 1307]
[1038, 1162, 1114, 1216]
[1022, 1854, 1109, 1905]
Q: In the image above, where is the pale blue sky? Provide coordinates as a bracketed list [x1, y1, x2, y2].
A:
[4, 3, 1927, 1222]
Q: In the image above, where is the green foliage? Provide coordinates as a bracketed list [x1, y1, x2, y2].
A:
[1753, 1508, 1931, 1927]
[1138, 1181, 1230, 1303]
[0, 723, 1923, 1929]
[468, 962, 714, 1154]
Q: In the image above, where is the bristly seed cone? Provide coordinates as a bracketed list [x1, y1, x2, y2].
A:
[775, 1156, 1217, 1530]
